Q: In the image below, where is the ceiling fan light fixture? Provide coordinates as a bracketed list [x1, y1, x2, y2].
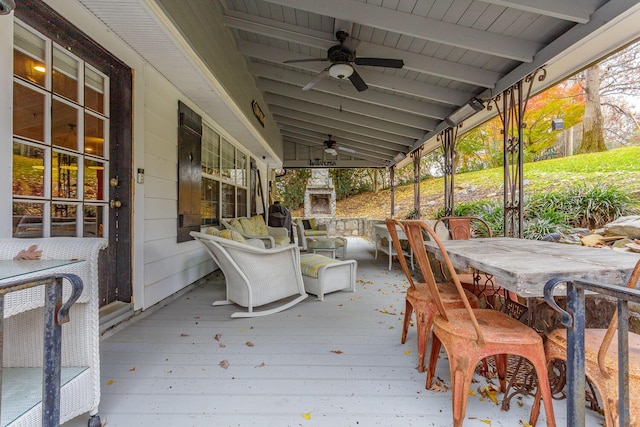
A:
[324, 147, 338, 156]
[329, 63, 353, 79]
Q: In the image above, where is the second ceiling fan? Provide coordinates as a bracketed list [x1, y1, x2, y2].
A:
[284, 30, 404, 92]
[322, 135, 356, 156]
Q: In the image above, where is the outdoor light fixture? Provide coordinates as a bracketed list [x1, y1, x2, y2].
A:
[393, 152, 406, 163]
[444, 97, 485, 127]
[551, 118, 564, 130]
[324, 147, 338, 156]
[328, 63, 354, 80]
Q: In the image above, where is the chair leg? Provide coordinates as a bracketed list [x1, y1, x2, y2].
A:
[449, 356, 479, 427]
[425, 336, 442, 389]
[416, 309, 436, 373]
[494, 354, 508, 393]
[528, 355, 557, 427]
[402, 299, 413, 344]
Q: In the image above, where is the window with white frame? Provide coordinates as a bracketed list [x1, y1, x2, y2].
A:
[12, 22, 109, 238]
[201, 123, 249, 224]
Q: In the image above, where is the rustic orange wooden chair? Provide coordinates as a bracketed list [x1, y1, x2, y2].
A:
[530, 259, 640, 427]
[386, 219, 480, 373]
[404, 220, 556, 427]
[434, 216, 518, 307]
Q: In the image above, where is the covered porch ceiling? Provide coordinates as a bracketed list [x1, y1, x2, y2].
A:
[76, 0, 640, 169]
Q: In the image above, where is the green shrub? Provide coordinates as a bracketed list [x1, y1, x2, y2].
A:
[434, 183, 636, 239]
[526, 184, 636, 229]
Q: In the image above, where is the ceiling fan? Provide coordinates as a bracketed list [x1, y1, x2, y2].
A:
[284, 30, 404, 92]
[322, 135, 356, 156]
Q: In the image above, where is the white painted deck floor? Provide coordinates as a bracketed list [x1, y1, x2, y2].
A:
[64, 237, 603, 427]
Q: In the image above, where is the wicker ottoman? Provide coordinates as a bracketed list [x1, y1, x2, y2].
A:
[299, 253, 357, 301]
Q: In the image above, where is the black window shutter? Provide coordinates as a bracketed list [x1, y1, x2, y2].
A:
[177, 101, 202, 242]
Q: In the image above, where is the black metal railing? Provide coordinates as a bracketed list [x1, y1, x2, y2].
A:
[0, 273, 83, 427]
[544, 277, 640, 426]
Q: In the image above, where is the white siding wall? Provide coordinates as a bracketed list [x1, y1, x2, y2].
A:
[1, 0, 270, 312]
[141, 69, 209, 309]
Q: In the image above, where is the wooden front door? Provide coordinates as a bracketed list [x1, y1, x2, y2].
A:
[14, 0, 132, 307]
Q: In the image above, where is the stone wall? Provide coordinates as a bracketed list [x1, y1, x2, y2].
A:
[293, 216, 383, 240]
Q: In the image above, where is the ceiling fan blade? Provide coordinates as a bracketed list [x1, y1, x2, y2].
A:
[348, 69, 368, 92]
[338, 146, 356, 154]
[284, 57, 329, 64]
[354, 57, 404, 68]
[302, 68, 330, 91]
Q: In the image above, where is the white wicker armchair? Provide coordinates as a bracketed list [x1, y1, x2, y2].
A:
[0, 237, 107, 427]
[191, 231, 308, 317]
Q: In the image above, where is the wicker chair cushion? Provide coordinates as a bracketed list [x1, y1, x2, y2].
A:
[205, 227, 246, 243]
[237, 216, 269, 236]
[299, 253, 339, 278]
[219, 230, 246, 242]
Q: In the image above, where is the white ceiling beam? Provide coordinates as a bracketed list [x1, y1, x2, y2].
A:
[238, 41, 473, 105]
[265, 93, 426, 139]
[257, 79, 437, 130]
[224, 11, 501, 87]
[270, 106, 415, 146]
[223, 12, 335, 48]
[251, 65, 454, 119]
[481, 0, 592, 23]
[262, 0, 541, 61]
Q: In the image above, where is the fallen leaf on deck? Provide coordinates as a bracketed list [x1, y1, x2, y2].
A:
[404, 350, 411, 355]
[519, 421, 533, 427]
[429, 381, 448, 392]
[180, 333, 189, 337]
[331, 350, 344, 354]
[246, 341, 254, 347]
[479, 385, 499, 404]
[106, 379, 114, 385]
[469, 418, 492, 425]
[129, 367, 136, 372]
[302, 412, 312, 420]
[256, 362, 266, 367]
[219, 343, 226, 348]
[214, 333, 222, 341]
[219, 360, 230, 369]
[469, 389, 476, 396]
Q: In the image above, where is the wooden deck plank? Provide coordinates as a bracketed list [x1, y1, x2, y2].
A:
[62, 238, 601, 426]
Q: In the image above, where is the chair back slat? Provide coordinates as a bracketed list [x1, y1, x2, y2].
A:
[385, 219, 415, 289]
[404, 220, 487, 344]
[434, 216, 493, 240]
[598, 259, 640, 377]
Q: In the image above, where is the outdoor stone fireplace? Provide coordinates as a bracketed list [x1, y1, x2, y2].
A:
[304, 169, 336, 217]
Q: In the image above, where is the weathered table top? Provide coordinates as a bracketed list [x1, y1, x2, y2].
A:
[424, 237, 640, 297]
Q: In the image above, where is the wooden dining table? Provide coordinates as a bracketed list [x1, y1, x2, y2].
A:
[424, 236, 640, 298]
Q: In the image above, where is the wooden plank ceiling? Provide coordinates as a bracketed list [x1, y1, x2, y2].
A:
[77, 0, 640, 169]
